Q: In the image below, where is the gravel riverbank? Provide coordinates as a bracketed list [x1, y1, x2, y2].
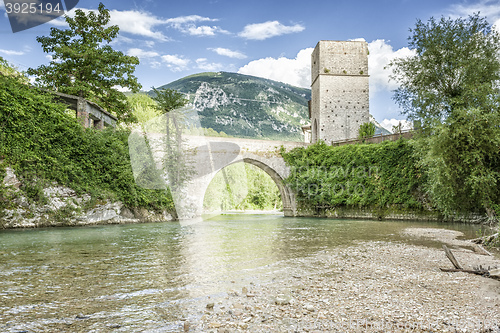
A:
[191, 228, 500, 332]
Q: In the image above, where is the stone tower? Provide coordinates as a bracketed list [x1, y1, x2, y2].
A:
[310, 40, 369, 143]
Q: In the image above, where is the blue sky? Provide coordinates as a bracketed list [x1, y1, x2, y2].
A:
[1, 0, 500, 130]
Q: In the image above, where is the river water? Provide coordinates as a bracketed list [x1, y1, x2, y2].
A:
[0, 214, 489, 332]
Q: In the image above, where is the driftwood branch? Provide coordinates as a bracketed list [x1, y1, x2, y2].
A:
[442, 245, 462, 269]
[471, 233, 499, 245]
[471, 243, 494, 256]
[441, 245, 500, 281]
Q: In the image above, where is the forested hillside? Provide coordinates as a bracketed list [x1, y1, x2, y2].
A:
[156, 72, 389, 142]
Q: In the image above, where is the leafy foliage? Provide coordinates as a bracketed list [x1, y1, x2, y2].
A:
[389, 14, 500, 220]
[127, 93, 159, 124]
[415, 108, 500, 217]
[27, 3, 141, 123]
[358, 122, 376, 142]
[389, 14, 500, 129]
[204, 163, 282, 211]
[150, 88, 192, 193]
[0, 58, 173, 211]
[281, 140, 425, 212]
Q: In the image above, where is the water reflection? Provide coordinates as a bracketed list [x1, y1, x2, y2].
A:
[0, 215, 490, 332]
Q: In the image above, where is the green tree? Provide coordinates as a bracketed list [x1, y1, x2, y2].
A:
[389, 14, 500, 129]
[128, 93, 159, 124]
[27, 3, 141, 123]
[389, 14, 500, 220]
[0, 57, 28, 83]
[152, 88, 188, 114]
[151, 88, 190, 192]
[358, 122, 376, 142]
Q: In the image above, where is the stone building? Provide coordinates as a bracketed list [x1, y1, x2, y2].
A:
[308, 40, 369, 143]
[52, 91, 117, 129]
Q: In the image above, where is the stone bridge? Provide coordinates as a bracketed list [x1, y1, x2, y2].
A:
[182, 136, 309, 220]
[129, 127, 407, 221]
[129, 132, 309, 221]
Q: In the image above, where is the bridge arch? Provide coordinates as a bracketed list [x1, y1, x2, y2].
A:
[204, 157, 295, 216]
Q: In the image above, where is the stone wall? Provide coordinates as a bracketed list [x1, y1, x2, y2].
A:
[310, 41, 370, 143]
[295, 205, 490, 224]
[331, 131, 413, 146]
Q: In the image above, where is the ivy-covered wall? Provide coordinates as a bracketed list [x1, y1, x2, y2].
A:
[281, 140, 429, 218]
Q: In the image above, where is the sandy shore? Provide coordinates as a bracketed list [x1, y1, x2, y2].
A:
[190, 228, 500, 332]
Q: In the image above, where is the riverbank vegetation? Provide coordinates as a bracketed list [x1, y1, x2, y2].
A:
[0, 58, 174, 215]
[390, 14, 500, 222]
[281, 139, 426, 215]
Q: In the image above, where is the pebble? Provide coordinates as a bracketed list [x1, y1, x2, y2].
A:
[305, 304, 315, 312]
[195, 237, 500, 332]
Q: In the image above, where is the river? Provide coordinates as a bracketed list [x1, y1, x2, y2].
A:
[0, 214, 490, 332]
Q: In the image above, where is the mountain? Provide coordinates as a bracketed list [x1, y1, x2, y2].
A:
[155, 72, 389, 141]
[370, 115, 391, 136]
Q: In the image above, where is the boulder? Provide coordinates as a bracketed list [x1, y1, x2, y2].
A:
[2, 167, 21, 189]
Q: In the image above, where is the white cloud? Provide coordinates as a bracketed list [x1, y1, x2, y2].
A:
[166, 15, 228, 36]
[127, 48, 160, 59]
[238, 48, 313, 88]
[368, 39, 415, 94]
[209, 47, 247, 59]
[380, 118, 413, 132]
[161, 54, 190, 71]
[113, 85, 131, 93]
[187, 25, 219, 36]
[151, 61, 162, 69]
[110, 35, 134, 46]
[0, 49, 25, 56]
[349, 38, 366, 42]
[51, 8, 170, 41]
[166, 15, 216, 25]
[109, 10, 170, 41]
[495, 18, 500, 33]
[236, 40, 416, 91]
[196, 58, 225, 71]
[448, 0, 500, 20]
[447, 0, 500, 33]
[49, 16, 70, 27]
[239, 21, 305, 40]
[48, 9, 228, 39]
